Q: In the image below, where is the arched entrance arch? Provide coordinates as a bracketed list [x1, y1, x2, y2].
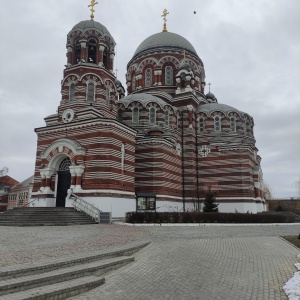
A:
[39, 139, 86, 207]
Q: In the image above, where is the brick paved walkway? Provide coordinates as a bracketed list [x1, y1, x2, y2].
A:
[1, 224, 299, 299]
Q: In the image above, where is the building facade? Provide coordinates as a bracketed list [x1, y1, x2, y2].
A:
[31, 9, 265, 216]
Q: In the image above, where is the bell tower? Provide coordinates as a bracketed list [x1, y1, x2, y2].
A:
[32, 2, 137, 215]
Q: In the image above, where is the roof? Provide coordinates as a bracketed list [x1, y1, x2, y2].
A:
[0, 176, 19, 187]
[117, 93, 167, 108]
[133, 31, 198, 58]
[12, 175, 34, 189]
[70, 20, 111, 36]
[197, 103, 247, 117]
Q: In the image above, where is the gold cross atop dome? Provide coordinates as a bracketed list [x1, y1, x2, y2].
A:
[88, 0, 98, 21]
[161, 9, 169, 32]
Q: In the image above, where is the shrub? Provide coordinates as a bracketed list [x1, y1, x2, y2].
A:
[125, 211, 295, 224]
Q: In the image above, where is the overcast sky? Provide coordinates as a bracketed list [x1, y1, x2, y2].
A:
[0, 0, 299, 198]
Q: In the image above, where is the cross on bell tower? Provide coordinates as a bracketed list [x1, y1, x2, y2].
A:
[161, 9, 169, 32]
[88, 0, 98, 21]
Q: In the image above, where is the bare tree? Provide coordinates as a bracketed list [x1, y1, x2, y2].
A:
[263, 181, 273, 200]
[0, 167, 9, 194]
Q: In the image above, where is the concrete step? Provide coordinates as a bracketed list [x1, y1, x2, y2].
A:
[0, 208, 97, 226]
[0, 256, 134, 296]
[0, 241, 150, 280]
[0, 276, 105, 300]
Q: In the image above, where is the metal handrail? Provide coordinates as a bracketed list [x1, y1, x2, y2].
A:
[14, 198, 40, 208]
[68, 189, 102, 223]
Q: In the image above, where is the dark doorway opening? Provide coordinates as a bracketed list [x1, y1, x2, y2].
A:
[56, 171, 71, 207]
[56, 157, 71, 207]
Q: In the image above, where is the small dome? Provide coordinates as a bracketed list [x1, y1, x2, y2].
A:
[115, 78, 122, 87]
[206, 92, 217, 102]
[133, 31, 198, 58]
[178, 61, 192, 71]
[71, 20, 111, 35]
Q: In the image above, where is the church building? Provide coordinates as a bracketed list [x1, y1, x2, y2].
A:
[31, 3, 266, 217]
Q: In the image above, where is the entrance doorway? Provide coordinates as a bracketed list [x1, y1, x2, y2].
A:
[56, 157, 71, 207]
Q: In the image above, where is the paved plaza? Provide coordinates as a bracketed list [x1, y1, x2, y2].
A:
[1, 223, 300, 299]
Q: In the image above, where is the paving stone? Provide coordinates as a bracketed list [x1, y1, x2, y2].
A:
[1, 224, 300, 299]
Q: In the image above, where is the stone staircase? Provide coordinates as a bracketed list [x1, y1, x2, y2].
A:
[0, 207, 98, 226]
[0, 241, 150, 299]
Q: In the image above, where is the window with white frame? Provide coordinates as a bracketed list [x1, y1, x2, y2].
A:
[214, 115, 221, 131]
[145, 68, 152, 87]
[87, 82, 95, 102]
[149, 107, 156, 124]
[165, 110, 169, 126]
[69, 83, 75, 101]
[230, 117, 236, 132]
[132, 107, 139, 123]
[165, 66, 173, 85]
[199, 117, 205, 132]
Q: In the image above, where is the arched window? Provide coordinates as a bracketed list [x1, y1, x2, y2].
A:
[149, 107, 156, 124]
[165, 110, 169, 126]
[88, 39, 97, 63]
[132, 107, 139, 123]
[117, 109, 123, 122]
[75, 42, 81, 64]
[132, 75, 136, 91]
[165, 66, 173, 85]
[230, 117, 236, 132]
[176, 114, 179, 129]
[87, 82, 95, 102]
[59, 157, 71, 171]
[199, 117, 205, 133]
[106, 86, 110, 104]
[69, 83, 75, 101]
[214, 115, 221, 131]
[145, 68, 152, 87]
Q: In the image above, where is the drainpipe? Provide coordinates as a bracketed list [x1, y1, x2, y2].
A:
[181, 111, 185, 212]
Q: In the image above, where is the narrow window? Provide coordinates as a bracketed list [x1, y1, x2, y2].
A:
[230, 117, 236, 132]
[199, 117, 205, 133]
[132, 107, 139, 123]
[88, 39, 97, 63]
[106, 86, 110, 104]
[121, 144, 125, 170]
[117, 109, 123, 122]
[69, 83, 75, 101]
[103, 48, 108, 69]
[132, 75, 136, 91]
[214, 115, 221, 131]
[145, 68, 152, 87]
[87, 82, 95, 102]
[165, 110, 169, 126]
[75, 42, 81, 64]
[165, 66, 173, 85]
[149, 107, 156, 124]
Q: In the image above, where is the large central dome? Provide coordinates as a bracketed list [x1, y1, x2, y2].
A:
[133, 31, 198, 58]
